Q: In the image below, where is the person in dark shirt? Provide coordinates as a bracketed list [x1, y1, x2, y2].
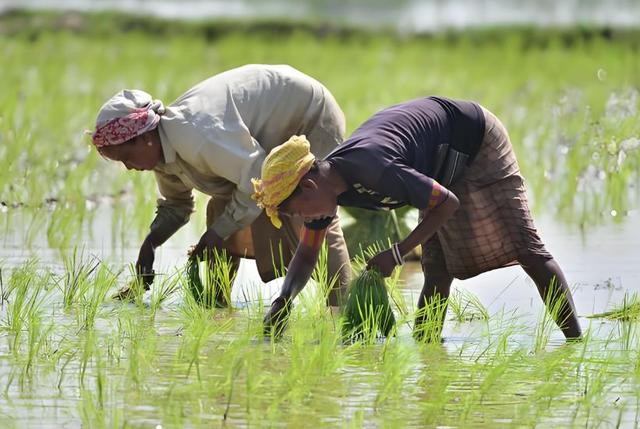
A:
[252, 96, 582, 341]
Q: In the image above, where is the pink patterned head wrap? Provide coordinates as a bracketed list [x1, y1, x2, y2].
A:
[91, 89, 165, 148]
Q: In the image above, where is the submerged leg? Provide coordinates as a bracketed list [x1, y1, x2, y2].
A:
[205, 197, 241, 308]
[415, 235, 453, 342]
[414, 264, 453, 343]
[519, 255, 582, 339]
[209, 254, 239, 308]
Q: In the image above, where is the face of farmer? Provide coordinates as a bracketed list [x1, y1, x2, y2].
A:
[278, 177, 338, 223]
[98, 131, 163, 171]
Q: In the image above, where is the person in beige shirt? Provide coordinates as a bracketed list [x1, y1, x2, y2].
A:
[90, 64, 351, 306]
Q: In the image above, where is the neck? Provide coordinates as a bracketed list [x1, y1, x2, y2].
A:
[150, 128, 165, 164]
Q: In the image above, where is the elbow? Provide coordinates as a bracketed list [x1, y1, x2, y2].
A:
[445, 192, 460, 216]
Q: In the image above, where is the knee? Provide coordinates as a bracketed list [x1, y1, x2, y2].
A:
[422, 262, 451, 283]
[518, 253, 554, 270]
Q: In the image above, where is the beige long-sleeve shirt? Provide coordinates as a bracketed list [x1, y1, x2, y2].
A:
[151, 64, 344, 240]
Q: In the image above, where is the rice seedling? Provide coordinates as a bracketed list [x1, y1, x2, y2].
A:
[149, 268, 182, 319]
[415, 348, 455, 424]
[448, 288, 489, 322]
[2, 260, 51, 355]
[311, 241, 341, 305]
[340, 243, 405, 343]
[588, 292, 640, 320]
[59, 247, 100, 309]
[533, 278, 571, 353]
[56, 344, 79, 393]
[77, 263, 117, 331]
[269, 240, 288, 281]
[78, 329, 97, 387]
[121, 313, 157, 390]
[341, 268, 396, 343]
[413, 293, 448, 344]
[177, 296, 232, 381]
[187, 249, 234, 309]
[373, 342, 415, 409]
[79, 352, 115, 429]
[0, 264, 6, 305]
[280, 294, 346, 395]
[18, 307, 54, 390]
[574, 363, 613, 427]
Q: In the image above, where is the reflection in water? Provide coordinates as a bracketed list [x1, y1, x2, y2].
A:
[2, 205, 639, 320]
[1, 206, 640, 426]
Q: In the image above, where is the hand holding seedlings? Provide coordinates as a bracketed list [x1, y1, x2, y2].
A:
[111, 237, 155, 301]
[136, 237, 156, 287]
[189, 229, 225, 262]
[366, 248, 399, 277]
[263, 296, 292, 337]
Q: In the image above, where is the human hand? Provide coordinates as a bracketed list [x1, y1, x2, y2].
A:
[135, 238, 155, 288]
[366, 248, 398, 277]
[189, 228, 225, 262]
[263, 296, 292, 337]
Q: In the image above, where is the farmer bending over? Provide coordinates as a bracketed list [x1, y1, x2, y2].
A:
[253, 96, 582, 340]
[90, 64, 351, 306]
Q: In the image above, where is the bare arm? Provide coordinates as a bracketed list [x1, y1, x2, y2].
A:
[264, 227, 326, 335]
[367, 188, 460, 276]
[137, 171, 194, 283]
[397, 191, 460, 256]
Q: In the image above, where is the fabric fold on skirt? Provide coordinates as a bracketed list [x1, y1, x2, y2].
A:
[422, 106, 552, 280]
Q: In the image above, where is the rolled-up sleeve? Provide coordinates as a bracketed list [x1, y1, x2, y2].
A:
[151, 170, 195, 234]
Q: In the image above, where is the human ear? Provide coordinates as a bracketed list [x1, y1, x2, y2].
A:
[300, 178, 318, 191]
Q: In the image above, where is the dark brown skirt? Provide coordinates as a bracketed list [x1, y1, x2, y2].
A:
[421, 106, 552, 280]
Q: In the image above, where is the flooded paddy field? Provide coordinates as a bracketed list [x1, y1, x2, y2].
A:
[1, 13, 640, 427]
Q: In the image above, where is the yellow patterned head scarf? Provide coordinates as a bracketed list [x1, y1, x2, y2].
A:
[251, 135, 315, 229]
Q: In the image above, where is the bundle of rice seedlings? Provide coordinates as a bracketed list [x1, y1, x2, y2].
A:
[342, 268, 396, 341]
[588, 293, 640, 320]
[187, 249, 233, 308]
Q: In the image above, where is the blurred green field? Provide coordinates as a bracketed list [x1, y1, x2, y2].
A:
[1, 12, 639, 249]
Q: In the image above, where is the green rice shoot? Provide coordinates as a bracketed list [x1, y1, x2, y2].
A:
[588, 293, 640, 320]
[342, 267, 396, 341]
[187, 249, 234, 309]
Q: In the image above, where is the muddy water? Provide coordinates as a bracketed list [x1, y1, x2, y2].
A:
[1, 205, 640, 427]
[2, 204, 638, 330]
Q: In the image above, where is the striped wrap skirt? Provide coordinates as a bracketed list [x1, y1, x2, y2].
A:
[421, 106, 552, 280]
